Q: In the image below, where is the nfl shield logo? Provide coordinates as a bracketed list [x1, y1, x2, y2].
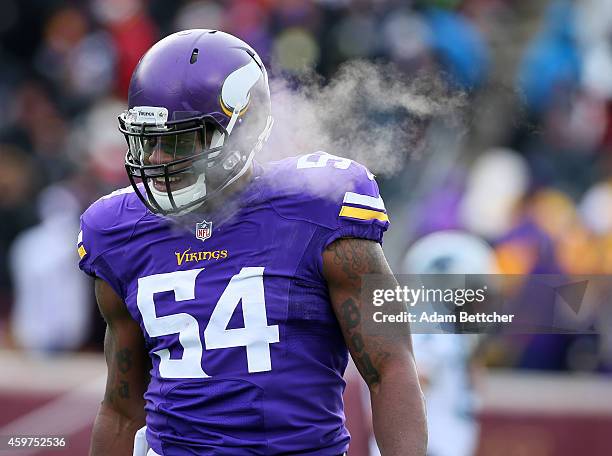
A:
[195, 219, 213, 241]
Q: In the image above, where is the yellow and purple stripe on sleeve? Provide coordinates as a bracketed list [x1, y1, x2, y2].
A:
[338, 192, 389, 222]
[77, 230, 87, 259]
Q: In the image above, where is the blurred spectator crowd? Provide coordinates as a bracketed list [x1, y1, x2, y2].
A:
[0, 0, 611, 376]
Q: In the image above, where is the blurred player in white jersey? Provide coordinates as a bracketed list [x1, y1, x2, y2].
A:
[396, 230, 498, 456]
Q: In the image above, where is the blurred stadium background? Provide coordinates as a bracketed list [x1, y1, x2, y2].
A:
[0, 0, 611, 455]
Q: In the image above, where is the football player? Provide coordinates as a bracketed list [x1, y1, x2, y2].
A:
[402, 231, 492, 456]
[78, 30, 426, 456]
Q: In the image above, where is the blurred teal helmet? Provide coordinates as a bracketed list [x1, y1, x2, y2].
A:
[402, 230, 499, 274]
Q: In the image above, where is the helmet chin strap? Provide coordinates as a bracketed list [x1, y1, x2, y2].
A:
[215, 114, 273, 192]
[149, 173, 207, 215]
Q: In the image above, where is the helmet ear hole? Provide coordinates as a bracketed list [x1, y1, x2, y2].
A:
[223, 151, 241, 171]
[190, 48, 199, 64]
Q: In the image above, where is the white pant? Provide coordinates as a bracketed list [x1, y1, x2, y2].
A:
[134, 425, 162, 456]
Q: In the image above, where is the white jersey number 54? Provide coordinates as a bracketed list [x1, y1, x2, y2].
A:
[136, 267, 279, 378]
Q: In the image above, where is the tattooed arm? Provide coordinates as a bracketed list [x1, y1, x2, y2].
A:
[323, 238, 427, 456]
[90, 278, 149, 456]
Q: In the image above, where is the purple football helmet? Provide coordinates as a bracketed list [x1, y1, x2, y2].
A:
[119, 29, 273, 215]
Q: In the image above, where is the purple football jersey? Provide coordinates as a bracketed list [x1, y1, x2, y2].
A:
[78, 153, 389, 455]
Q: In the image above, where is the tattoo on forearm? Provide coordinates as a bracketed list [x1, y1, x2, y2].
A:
[104, 343, 135, 405]
[118, 381, 130, 399]
[107, 381, 130, 403]
[351, 333, 364, 352]
[326, 239, 396, 391]
[341, 297, 382, 387]
[117, 348, 133, 374]
[358, 352, 381, 386]
[343, 297, 361, 329]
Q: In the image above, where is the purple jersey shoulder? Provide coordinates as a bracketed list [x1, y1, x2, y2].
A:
[260, 152, 390, 245]
[77, 186, 146, 295]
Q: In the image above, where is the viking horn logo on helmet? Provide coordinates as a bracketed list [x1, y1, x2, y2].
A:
[219, 58, 265, 117]
[119, 29, 273, 216]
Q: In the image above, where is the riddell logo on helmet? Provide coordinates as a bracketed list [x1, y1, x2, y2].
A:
[131, 106, 168, 125]
[175, 248, 228, 266]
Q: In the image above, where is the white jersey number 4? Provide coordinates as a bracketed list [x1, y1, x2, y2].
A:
[137, 267, 279, 378]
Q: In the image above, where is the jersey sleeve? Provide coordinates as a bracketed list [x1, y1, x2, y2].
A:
[272, 153, 390, 284]
[265, 153, 390, 249]
[321, 162, 390, 249]
[77, 201, 126, 300]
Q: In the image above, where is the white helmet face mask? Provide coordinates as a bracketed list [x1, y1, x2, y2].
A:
[143, 127, 226, 215]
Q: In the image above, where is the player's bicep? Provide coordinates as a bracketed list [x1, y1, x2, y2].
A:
[323, 238, 413, 390]
[96, 278, 149, 420]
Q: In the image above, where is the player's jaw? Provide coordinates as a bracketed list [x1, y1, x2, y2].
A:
[144, 149, 199, 192]
[150, 170, 198, 192]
